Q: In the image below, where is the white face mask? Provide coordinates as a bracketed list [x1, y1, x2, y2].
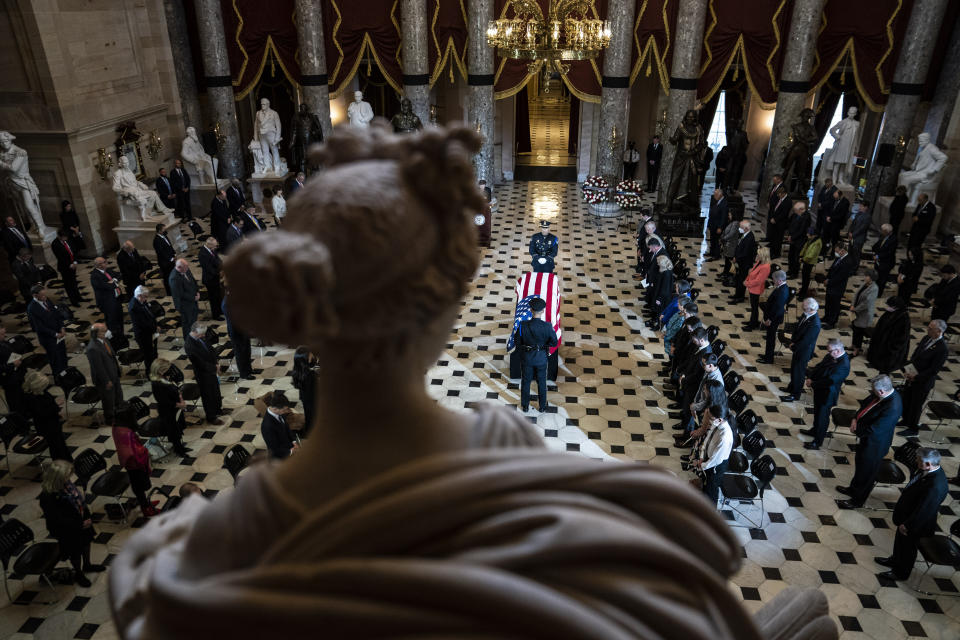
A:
[738, 228, 746, 235]
[851, 204, 860, 214]
[835, 251, 842, 258]
[104, 330, 113, 340]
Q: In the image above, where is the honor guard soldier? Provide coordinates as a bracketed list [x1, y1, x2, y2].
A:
[529, 220, 558, 273]
[517, 297, 558, 413]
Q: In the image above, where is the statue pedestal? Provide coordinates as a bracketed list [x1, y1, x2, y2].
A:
[114, 212, 184, 258]
[189, 184, 220, 219]
[27, 230, 56, 266]
[249, 172, 291, 206]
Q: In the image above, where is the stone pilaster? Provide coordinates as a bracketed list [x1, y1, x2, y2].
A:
[163, 0, 203, 131]
[923, 16, 960, 146]
[595, 0, 637, 180]
[657, 0, 709, 204]
[467, 0, 495, 184]
[294, 0, 333, 139]
[194, 0, 244, 179]
[761, 0, 826, 203]
[401, 0, 431, 126]
[865, 0, 951, 199]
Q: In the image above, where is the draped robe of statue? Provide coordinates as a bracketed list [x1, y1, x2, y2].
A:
[665, 111, 706, 209]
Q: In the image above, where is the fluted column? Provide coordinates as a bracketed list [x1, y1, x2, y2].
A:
[401, 0, 431, 125]
[163, 0, 203, 130]
[467, 0, 495, 183]
[657, 0, 709, 205]
[595, 0, 637, 180]
[865, 0, 951, 199]
[761, 0, 826, 203]
[294, 0, 333, 139]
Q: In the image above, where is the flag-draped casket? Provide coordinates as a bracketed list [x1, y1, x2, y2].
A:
[509, 272, 561, 381]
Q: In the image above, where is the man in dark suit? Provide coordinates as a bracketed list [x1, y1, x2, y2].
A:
[876, 447, 949, 581]
[226, 179, 246, 213]
[222, 291, 254, 380]
[51, 229, 82, 306]
[223, 216, 245, 254]
[153, 224, 176, 297]
[516, 297, 558, 412]
[732, 220, 757, 302]
[85, 322, 123, 423]
[239, 206, 266, 235]
[645, 136, 662, 192]
[822, 242, 855, 329]
[643, 238, 664, 308]
[838, 375, 903, 508]
[198, 237, 223, 321]
[210, 189, 231, 245]
[705, 189, 728, 260]
[872, 223, 898, 296]
[766, 174, 784, 216]
[908, 194, 936, 249]
[289, 172, 306, 194]
[827, 190, 851, 250]
[90, 256, 125, 340]
[261, 391, 297, 459]
[116, 240, 147, 295]
[923, 264, 960, 322]
[785, 201, 811, 278]
[782, 298, 821, 402]
[759, 270, 790, 364]
[26, 285, 67, 378]
[170, 159, 192, 220]
[155, 168, 177, 213]
[1, 215, 32, 262]
[185, 321, 223, 425]
[767, 185, 791, 260]
[169, 259, 199, 341]
[897, 320, 949, 438]
[11, 248, 41, 304]
[801, 338, 851, 449]
[0, 325, 24, 414]
[128, 286, 157, 373]
[815, 178, 836, 227]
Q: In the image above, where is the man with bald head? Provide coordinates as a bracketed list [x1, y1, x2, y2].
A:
[169, 258, 200, 340]
[117, 240, 147, 295]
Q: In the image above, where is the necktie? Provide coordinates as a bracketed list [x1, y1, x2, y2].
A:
[63, 240, 74, 262]
[13, 228, 24, 243]
[856, 397, 879, 420]
[104, 340, 112, 356]
[104, 270, 112, 281]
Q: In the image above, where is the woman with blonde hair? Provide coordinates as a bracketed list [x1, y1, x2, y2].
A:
[149, 358, 188, 456]
[39, 460, 103, 587]
[650, 254, 675, 326]
[23, 369, 70, 461]
[743, 246, 772, 330]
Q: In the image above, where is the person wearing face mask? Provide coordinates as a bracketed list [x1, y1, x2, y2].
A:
[837, 375, 902, 509]
[897, 320, 949, 438]
[866, 297, 912, 374]
[85, 322, 123, 424]
[800, 339, 850, 449]
[797, 228, 821, 299]
[782, 298, 821, 403]
[849, 269, 878, 357]
[822, 242, 855, 329]
[896, 246, 924, 305]
[689, 404, 733, 505]
[26, 285, 68, 379]
[923, 264, 960, 322]
[871, 224, 897, 296]
[845, 200, 872, 261]
[731, 220, 756, 303]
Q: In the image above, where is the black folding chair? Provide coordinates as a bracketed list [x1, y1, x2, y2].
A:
[0, 519, 60, 605]
[73, 449, 131, 522]
[223, 445, 251, 486]
[912, 519, 960, 597]
[721, 454, 776, 528]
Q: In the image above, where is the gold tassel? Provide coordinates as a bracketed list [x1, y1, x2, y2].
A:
[367, 56, 372, 75]
[646, 57, 652, 77]
[449, 54, 455, 83]
[270, 53, 276, 78]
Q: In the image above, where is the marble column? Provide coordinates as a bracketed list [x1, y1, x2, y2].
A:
[923, 15, 960, 146]
[657, 0, 709, 205]
[595, 0, 637, 180]
[194, 0, 244, 179]
[163, 0, 203, 131]
[401, 0, 431, 126]
[761, 0, 826, 203]
[467, 0, 495, 184]
[866, 0, 951, 199]
[294, 0, 333, 139]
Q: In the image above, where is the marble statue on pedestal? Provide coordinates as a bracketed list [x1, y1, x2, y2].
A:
[781, 108, 818, 196]
[825, 107, 860, 185]
[112, 156, 174, 217]
[899, 132, 947, 206]
[289, 103, 324, 174]
[249, 140, 267, 176]
[254, 98, 283, 174]
[391, 98, 423, 134]
[0, 131, 53, 239]
[180, 126, 218, 184]
[664, 109, 706, 209]
[347, 91, 374, 128]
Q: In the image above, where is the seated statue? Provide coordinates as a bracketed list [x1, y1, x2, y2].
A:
[108, 124, 837, 640]
[112, 156, 173, 217]
[899, 132, 947, 206]
[180, 126, 217, 184]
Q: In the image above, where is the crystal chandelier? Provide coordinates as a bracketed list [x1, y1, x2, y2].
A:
[486, 0, 611, 85]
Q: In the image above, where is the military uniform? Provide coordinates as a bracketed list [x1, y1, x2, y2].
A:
[516, 298, 558, 412]
[529, 230, 558, 273]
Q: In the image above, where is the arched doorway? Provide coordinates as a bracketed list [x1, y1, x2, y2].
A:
[515, 74, 577, 181]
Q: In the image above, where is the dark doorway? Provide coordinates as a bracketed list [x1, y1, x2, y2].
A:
[515, 74, 577, 182]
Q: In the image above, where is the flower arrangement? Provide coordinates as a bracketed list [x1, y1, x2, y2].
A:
[581, 175, 609, 204]
[614, 179, 644, 208]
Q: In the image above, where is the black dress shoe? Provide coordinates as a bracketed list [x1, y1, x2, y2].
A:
[668, 412, 683, 420]
[799, 428, 816, 436]
[836, 486, 852, 496]
[680, 454, 691, 462]
[821, 323, 835, 330]
[757, 357, 773, 365]
[877, 571, 902, 582]
[897, 429, 920, 438]
[837, 499, 862, 510]
[781, 395, 797, 402]
[803, 442, 820, 450]
[83, 564, 106, 573]
[874, 556, 894, 568]
[74, 573, 92, 588]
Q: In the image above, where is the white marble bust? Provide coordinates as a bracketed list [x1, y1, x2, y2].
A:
[253, 98, 283, 174]
[112, 156, 174, 217]
[825, 107, 860, 185]
[347, 91, 374, 128]
[180, 126, 217, 184]
[0, 131, 53, 239]
[899, 132, 948, 206]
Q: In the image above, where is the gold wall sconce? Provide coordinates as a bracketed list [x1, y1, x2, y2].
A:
[895, 135, 907, 155]
[146, 130, 163, 160]
[94, 148, 113, 181]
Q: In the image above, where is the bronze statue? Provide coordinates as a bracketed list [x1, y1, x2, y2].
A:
[781, 108, 817, 195]
[665, 109, 707, 208]
[391, 97, 423, 134]
[724, 119, 749, 193]
[289, 103, 324, 174]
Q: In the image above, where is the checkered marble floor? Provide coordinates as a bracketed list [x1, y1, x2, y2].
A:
[517, 90, 575, 167]
[0, 180, 958, 639]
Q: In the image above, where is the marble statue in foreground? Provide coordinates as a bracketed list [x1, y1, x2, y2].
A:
[109, 123, 837, 640]
[112, 156, 173, 218]
[899, 132, 947, 206]
[347, 90, 374, 128]
[0, 131, 53, 239]
[180, 127, 218, 185]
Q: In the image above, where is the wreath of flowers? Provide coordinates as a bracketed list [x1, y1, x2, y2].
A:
[581, 175, 609, 204]
[614, 179, 644, 208]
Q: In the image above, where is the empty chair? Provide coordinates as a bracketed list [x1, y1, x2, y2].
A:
[125, 398, 150, 422]
[736, 408, 760, 434]
[894, 440, 922, 469]
[5, 335, 33, 354]
[727, 429, 766, 474]
[0, 519, 60, 605]
[73, 448, 131, 521]
[728, 389, 750, 415]
[710, 339, 726, 358]
[223, 445, 251, 486]
[721, 454, 777, 528]
[20, 352, 48, 371]
[706, 325, 720, 344]
[117, 348, 144, 376]
[723, 370, 742, 395]
[71, 384, 102, 421]
[923, 401, 960, 444]
[912, 519, 960, 596]
[0, 413, 46, 475]
[717, 354, 733, 376]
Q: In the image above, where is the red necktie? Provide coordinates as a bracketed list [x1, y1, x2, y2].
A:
[104, 270, 112, 281]
[62, 240, 74, 263]
[856, 397, 879, 420]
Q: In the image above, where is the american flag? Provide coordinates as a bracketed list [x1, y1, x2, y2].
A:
[513, 271, 562, 355]
[507, 295, 538, 353]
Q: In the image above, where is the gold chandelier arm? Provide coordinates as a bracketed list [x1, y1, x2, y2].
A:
[510, 0, 544, 20]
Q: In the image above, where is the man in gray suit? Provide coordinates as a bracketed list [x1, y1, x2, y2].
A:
[846, 200, 873, 260]
[169, 258, 200, 340]
[85, 322, 123, 424]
